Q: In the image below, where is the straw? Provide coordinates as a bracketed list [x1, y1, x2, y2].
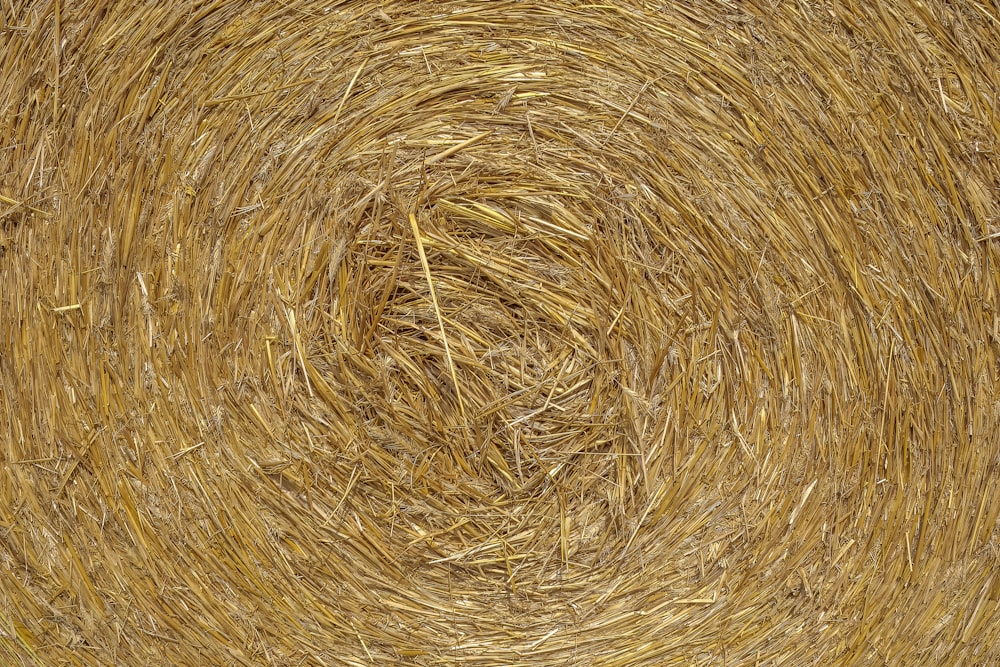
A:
[1, 0, 999, 665]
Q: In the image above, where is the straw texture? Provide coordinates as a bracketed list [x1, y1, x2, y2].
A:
[2, 0, 999, 664]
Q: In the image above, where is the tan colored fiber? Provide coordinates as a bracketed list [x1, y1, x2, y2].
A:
[2, 1, 1000, 665]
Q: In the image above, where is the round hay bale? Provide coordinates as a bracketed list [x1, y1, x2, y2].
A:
[2, 0, 999, 664]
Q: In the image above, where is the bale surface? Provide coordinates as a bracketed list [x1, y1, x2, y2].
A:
[2, 0, 1000, 664]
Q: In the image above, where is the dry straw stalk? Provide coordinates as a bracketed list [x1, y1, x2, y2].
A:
[1, 0, 999, 665]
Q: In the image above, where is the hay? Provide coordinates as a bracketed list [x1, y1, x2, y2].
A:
[1, 0, 999, 664]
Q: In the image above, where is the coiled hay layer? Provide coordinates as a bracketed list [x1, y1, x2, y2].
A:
[2, 1, 1000, 664]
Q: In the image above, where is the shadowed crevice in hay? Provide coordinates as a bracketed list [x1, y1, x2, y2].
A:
[1, 0, 1000, 664]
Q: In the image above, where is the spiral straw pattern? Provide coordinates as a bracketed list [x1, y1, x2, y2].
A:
[2, 1, 1000, 664]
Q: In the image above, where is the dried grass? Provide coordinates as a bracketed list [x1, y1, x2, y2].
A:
[2, 0, 1000, 664]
